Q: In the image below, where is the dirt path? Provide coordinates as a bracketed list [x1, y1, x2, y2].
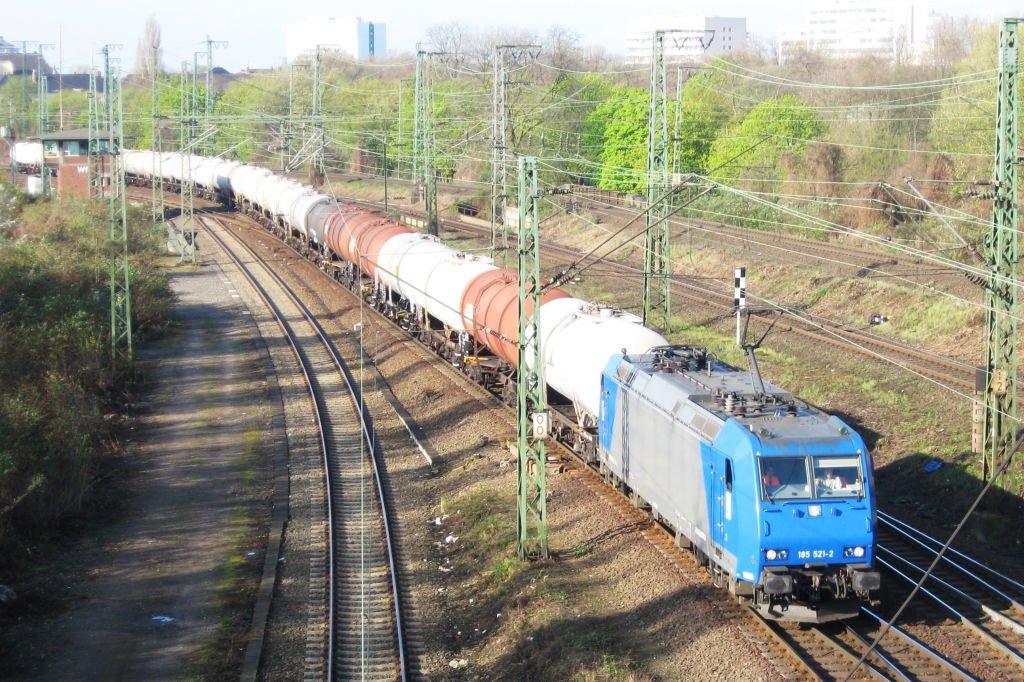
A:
[1, 258, 276, 680]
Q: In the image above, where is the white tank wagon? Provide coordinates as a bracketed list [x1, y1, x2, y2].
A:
[536, 299, 669, 423]
[382, 235, 455, 314]
[12, 141, 44, 171]
[274, 184, 315, 231]
[293, 193, 334, 245]
[422, 252, 497, 333]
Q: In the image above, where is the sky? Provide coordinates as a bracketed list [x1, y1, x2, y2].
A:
[5, 1, 1024, 74]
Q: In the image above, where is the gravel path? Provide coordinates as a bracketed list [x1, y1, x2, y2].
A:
[0, 253, 278, 680]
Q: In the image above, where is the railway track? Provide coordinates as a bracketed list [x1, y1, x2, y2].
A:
[201, 214, 409, 680]
[872, 510, 1024, 680]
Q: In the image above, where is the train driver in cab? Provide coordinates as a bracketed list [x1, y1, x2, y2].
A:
[818, 468, 844, 491]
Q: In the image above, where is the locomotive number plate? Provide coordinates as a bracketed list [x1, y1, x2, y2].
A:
[796, 549, 835, 560]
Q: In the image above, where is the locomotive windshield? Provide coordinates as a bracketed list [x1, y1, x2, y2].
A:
[760, 456, 811, 500]
[812, 455, 864, 498]
[760, 455, 865, 500]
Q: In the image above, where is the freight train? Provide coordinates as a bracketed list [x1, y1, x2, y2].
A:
[31, 145, 878, 623]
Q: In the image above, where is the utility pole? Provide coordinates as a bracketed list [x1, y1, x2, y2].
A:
[516, 155, 549, 560]
[414, 49, 441, 235]
[203, 36, 227, 155]
[491, 44, 541, 256]
[104, 48, 132, 367]
[151, 44, 164, 223]
[982, 18, 1020, 482]
[643, 30, 672, 331]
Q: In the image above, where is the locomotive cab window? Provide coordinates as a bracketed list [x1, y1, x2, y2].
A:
[760, 456, 811, 500]
[813, 455, 864, 498]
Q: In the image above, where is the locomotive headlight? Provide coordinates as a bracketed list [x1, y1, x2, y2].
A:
[765, 549, 788, 561]
[843, 546, 866, 558]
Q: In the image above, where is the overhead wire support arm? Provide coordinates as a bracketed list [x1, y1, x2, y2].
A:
[901, 177, 985, 266]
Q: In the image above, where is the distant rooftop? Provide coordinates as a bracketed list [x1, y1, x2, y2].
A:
[41, 128, 111, 141]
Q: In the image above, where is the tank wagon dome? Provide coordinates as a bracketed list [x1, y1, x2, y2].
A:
[235, 166, 274, 206]
[324, 208, 410, 267]
[461, 269, 571, 365]
[212, 159, 240, 197]
[256, 176, 295, 214]
[540, 300, 668, 418]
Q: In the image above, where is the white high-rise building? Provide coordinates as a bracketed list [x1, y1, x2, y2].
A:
[779, 0, 936, 63]
[285, 17, 387, 63]
[625, 16, 747, 64]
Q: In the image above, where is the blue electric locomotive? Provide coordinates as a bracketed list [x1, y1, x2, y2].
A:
[598, 345, 879, 622]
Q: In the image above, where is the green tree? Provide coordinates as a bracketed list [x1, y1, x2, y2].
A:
[927, 22, 999, 178]
[591, 88, 648, 193]
[707, 94, 827, 184]
[671, 70, 732, 175]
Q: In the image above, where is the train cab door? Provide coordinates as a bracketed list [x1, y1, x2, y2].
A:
[710, 455, 734, 561]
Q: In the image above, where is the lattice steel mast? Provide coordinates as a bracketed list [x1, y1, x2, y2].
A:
[87, 68, 100, 198]
[104, 46, 132, 365]
[982, 18, 1020, 482]
[491, 44, 540, 255]
[643, 31, 671, 330]
[180, 60, 196, 263]
[36, 46, 51, 194]
[516, 155, 549, 560]
[203, 36, 227, 156]
[151, 44, 164, 223]
[311, 44, 325, 186]
[414, 49, 440, 235]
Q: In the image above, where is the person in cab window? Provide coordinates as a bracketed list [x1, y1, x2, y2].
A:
[820, 468, 842, 491]
[762, 466, 780, 488]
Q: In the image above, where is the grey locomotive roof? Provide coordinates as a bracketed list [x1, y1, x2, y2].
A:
[618, 347, 848, 443]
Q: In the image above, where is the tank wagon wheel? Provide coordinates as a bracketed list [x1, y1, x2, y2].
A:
[501, 380, 517, 407]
